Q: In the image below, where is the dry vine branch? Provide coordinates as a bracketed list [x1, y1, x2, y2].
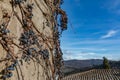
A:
[0, 0, 67, 80]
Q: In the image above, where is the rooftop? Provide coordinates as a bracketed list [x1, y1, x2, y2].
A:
[62, 69, 120, 80]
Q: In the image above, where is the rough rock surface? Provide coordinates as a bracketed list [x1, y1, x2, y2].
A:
[0, 0, 67, 80]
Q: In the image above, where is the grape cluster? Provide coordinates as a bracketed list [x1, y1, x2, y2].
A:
[1, 60, 18, 79]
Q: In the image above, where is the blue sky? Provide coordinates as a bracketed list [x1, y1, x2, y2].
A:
[60, 0, 120, 60]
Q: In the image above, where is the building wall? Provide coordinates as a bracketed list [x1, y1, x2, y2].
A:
[0, 0, 67, 80]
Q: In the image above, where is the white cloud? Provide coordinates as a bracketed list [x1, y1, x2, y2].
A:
[63, 50, 74, 60]
[101, 30, 118, 39]
[64, 56, 73, 60]
[66, 39, 120, 46]
[63, 51, 100, 60]
[62, 47, 107, 51]
[79, 48, 107, 51]
[63, 50, 98, 60]
[63, 50, 120, 60]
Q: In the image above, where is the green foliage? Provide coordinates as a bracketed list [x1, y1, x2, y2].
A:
[103, 57, 111, 69]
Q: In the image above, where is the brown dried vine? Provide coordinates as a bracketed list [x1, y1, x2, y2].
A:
[0, 0, 67, 80]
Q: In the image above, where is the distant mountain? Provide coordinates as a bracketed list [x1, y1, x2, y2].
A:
[109, 61, 120, 69]
[63, 59, 120, 76]
[64, 59, 103, 69]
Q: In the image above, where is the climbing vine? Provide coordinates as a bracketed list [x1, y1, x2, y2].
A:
[0, 0, 67, 80]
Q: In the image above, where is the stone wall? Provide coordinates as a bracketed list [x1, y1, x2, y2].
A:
[0, 0, 67, 80]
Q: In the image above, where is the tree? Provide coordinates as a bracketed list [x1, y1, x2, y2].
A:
[103, 57, 111, 69]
